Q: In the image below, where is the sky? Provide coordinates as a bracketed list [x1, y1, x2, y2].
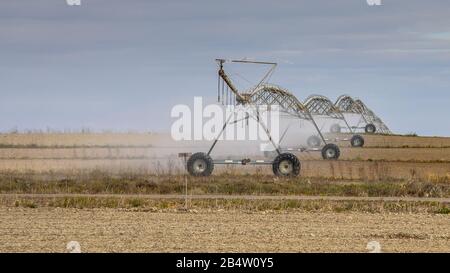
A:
[1, 0, 449, 136]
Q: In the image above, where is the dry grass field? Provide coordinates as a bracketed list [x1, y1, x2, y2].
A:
[0, 158, 448, 182]
[0, 132, 449, 253]
[0, 133, 449, 181]
[1, 133, 449, 147]
[0, 208, 448, 253]
[0, 147, 449, 161]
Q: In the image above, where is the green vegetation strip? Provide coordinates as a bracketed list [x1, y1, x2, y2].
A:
[1, 172, 449, 198]
[1, 195, 448, 214]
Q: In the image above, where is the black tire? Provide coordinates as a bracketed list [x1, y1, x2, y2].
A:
[272, 153, 301, 177]
[350, 135, 365, 147]
[187, 152, 214, 177]
[330, 124, 341, 133]
[307, 135, 322, 147]
[321, 143, 340, 160]
[365, 124, 376, 134]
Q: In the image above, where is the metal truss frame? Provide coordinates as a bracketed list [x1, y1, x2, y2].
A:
[215, 59, 332, 149]
[304, 95, 354, 132]
[335, 95, 391, 134]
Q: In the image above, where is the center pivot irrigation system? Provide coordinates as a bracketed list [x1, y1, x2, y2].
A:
[183, 59, 391, 177]
[184, 59, 342, 177]
[334, 95, 391, 134]
[303, 95, 365, 148]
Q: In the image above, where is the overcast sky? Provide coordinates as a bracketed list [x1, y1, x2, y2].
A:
[1, 0, 449, 136]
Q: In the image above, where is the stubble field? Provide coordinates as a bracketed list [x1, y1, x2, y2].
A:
[0, 133, 449, 252]
[0, 208, 448, 253]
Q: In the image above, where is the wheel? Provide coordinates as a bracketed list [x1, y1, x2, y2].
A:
[186, 152, 214, 177]
[350, 135, 365, 147]
[365, 124, 376, 134]
[272, 153, 301, 177]
[307, 135, 322, 147]
[330, 124, 341, 133]
[321, 143, 340, 160]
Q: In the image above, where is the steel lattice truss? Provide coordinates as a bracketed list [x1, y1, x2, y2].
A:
[335, 95, 391, 134]
[238, 85, 392, 134]
[335, 95, 361, 113]
[304, 95, 345, 120]
[242, 84, 311, 120]
[216, 59, 391, 137]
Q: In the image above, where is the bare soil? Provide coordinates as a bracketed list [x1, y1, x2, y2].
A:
[0, 208, 448, 253]
[0, 133, 449, 253]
